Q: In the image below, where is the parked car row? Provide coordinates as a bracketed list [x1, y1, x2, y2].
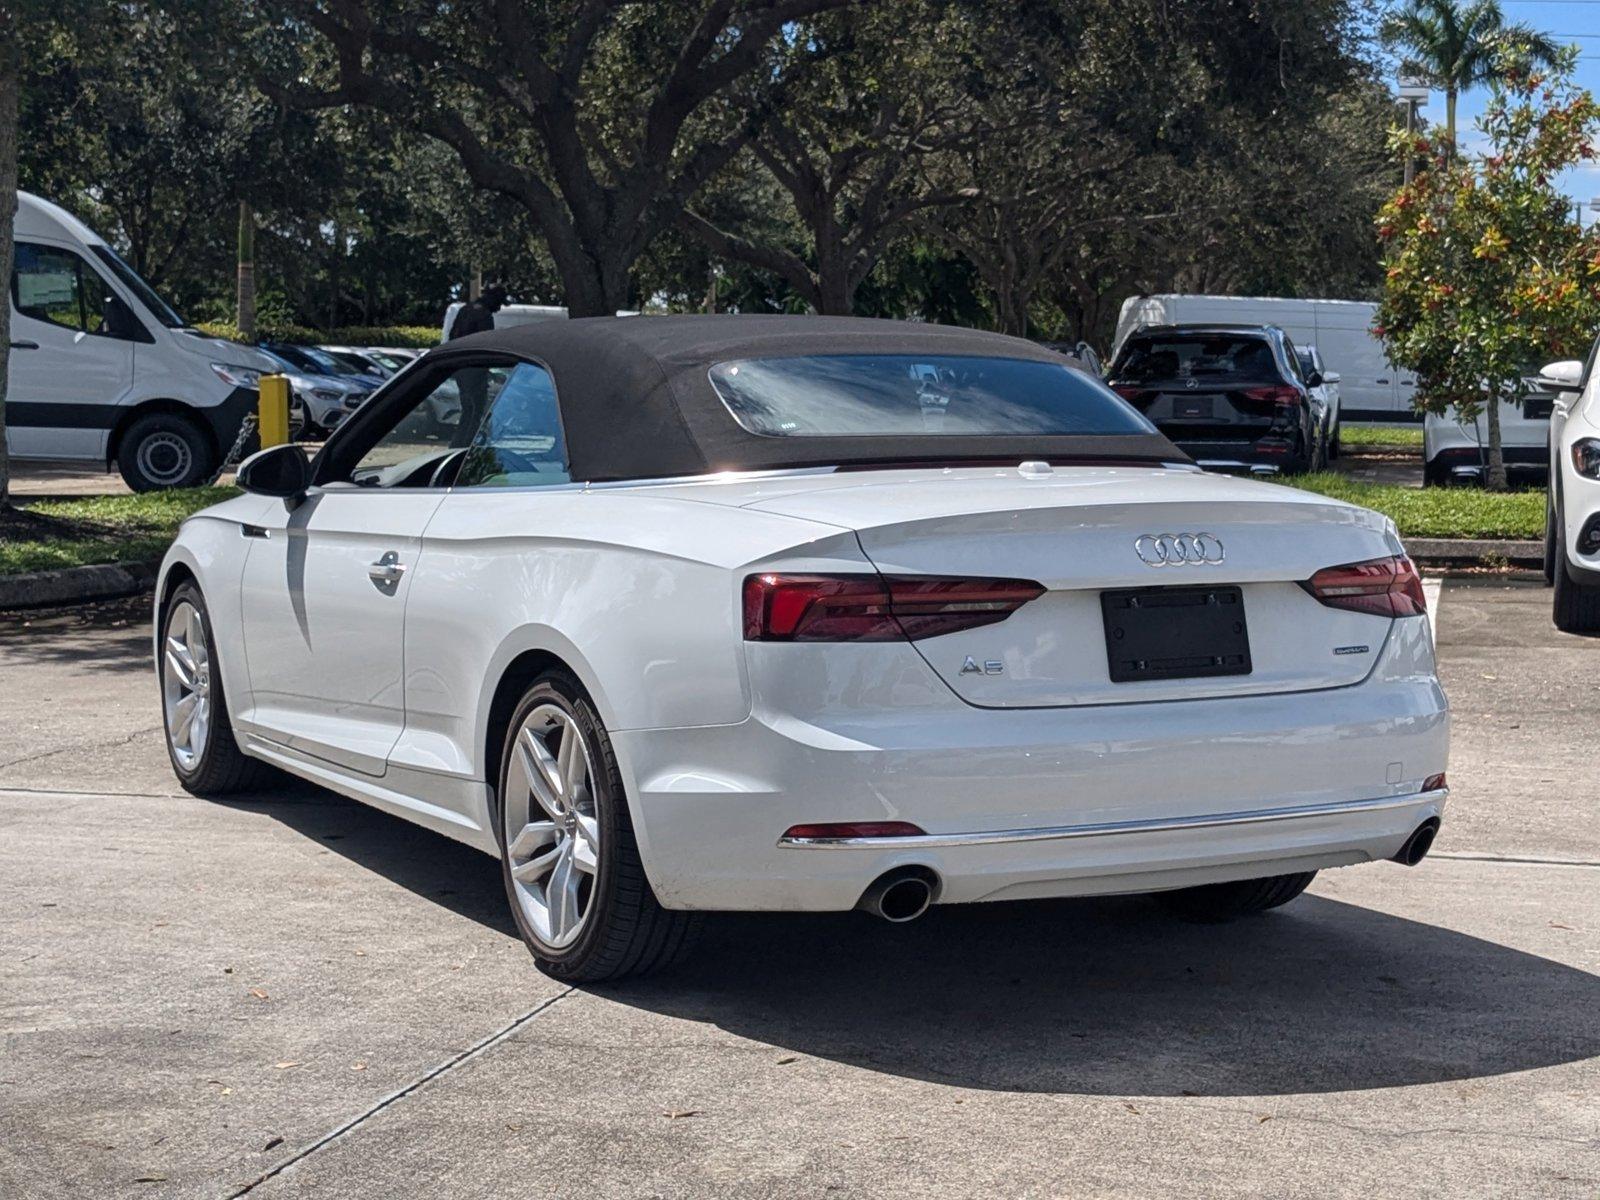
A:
[1539, 349, 1600, 633]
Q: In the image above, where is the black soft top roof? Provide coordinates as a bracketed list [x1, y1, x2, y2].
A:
[431, 314, 1187, 482]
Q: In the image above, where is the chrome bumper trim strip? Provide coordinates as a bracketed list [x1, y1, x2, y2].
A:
[777, 788, 1448, 849]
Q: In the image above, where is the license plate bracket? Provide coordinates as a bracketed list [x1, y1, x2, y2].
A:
[1101, 585, 1252, 683]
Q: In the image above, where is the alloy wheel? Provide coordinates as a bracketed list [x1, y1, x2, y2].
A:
[162, 601, 212, 772]
[503, 704, 601, 949]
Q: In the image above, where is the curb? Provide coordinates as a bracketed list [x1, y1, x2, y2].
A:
[1405, 538, 1542, 567]
[0, 560, 161, 611]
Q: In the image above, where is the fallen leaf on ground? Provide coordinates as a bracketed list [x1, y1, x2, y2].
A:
[1550, 922, 1573, 930]
[274, 1061, 302, 1070]
[776, 1055, 798, 1065]
[247, 988, 268, 1000]
[662, 1110, 700, 1120]
[261, 1136, 284, 1152]
[1123, 1103, 1140, 1115]
[1258, 1115, 1273, 1124]
[350, 1062, 367, 1071]
[134, 1175, 168, 1184]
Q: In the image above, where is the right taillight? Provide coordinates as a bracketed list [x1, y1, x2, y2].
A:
[743, 573, 1045, 642]
[1301, 555, 1426, 618]
[1239, 384, 1304, 408]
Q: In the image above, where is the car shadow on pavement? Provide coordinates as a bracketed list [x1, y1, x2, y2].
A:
[604, 897, 1600, 1098]
[226, 788, 1600, 1099]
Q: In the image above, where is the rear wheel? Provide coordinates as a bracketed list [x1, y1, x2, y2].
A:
[1328, 421, 1341, 461]
[159, 582, 276, 794]
[1553, 523, 1600, 633]
[495, 673, 696, 982]
[1153, 871, 1317, 922]
[1423, 457, 1451, 488]
[118, 413, 215, 491]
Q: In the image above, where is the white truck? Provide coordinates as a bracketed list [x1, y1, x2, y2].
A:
[7, 192, 274, 490]
[1115, 294, 1417, 424]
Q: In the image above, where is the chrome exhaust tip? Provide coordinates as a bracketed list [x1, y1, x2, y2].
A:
[857, 867, 939, 923]
[1391, 818, 1441, 867]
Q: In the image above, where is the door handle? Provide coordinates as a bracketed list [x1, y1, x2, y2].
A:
[1376, 378, 1389, 385]
[10, 340, 38, 350]
[368, 551, 406, 592]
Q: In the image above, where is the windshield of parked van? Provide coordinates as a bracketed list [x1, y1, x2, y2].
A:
[89, 243, 184, 328]
[707, 354, 1155, 437]
[1112, 335, 1281, 385]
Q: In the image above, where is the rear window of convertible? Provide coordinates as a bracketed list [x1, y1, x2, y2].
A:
[707, 354, 1156, 438]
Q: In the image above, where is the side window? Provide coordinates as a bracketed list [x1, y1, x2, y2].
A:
[12, 241, 130, 338]
[346, 364, 514, 485]
[456, 362, 571, 488]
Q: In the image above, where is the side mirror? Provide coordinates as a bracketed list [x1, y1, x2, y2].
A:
[237, 442, 310, 506]
[1538, 359, 1585, 393]
[1324, 371, 1341, 384]
[1306, 371, 1324, 388]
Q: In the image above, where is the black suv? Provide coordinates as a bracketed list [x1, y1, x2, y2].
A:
[1106, 324, 1325, 475]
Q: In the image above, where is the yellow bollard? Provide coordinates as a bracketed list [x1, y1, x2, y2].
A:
[258, 374, 291, 448]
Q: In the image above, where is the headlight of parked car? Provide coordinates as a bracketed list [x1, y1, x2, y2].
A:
[210, 362, 263, 389]
[1573, 438, 1600, 479]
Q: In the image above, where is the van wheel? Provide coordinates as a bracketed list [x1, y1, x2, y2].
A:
[118, 413, 215, 491]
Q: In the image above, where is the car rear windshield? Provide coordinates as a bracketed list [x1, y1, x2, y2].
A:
[1112, 335, 1282, 386]
[707, 354, 1155, 437]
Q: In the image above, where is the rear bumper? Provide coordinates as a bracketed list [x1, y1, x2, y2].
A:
[613, 620, 1448, 912]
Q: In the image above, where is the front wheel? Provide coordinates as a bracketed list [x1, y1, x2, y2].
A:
[1152, 871, 1317, 922]
[495, 673, 696, 982]
[1544, 494, 1559, 587]
[118, 413, 215, 491]
[1553, 522, 1600, 633]
[159, 582, 276, 794]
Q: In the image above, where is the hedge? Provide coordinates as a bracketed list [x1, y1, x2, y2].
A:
[196, 321, 441, 349]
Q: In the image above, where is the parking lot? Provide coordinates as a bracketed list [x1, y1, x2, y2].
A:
[0, 578, 1594, 1198]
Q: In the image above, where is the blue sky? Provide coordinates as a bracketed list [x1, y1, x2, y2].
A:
[1377, 1, 1600, 222]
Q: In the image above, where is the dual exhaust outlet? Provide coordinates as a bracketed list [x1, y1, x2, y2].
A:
[855, 817, 1441, 922]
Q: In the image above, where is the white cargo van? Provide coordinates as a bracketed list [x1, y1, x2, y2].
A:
[1115, 294, 1418, 422]
[7, 193, 273, 490]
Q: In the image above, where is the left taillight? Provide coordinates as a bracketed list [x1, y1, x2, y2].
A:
[1301, 555, 1426, 618]
[743, 573, 1046, 642]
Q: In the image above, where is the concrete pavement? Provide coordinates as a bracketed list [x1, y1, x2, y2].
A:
[1, 580, 1597, 1198]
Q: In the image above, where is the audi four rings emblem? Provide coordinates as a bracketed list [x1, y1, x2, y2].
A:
[1134, 532, 1226, 567]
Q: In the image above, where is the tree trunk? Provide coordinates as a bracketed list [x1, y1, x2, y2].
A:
[0, 49, 17, 508]
[1445, 90, 1457, 158]
[236, 200, 256, 341]
[1484, 388, 1507, 492]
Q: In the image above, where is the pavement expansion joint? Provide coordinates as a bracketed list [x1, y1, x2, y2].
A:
[225, 987, 576, 1197]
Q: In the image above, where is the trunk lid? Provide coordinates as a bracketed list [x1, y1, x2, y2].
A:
[738, 466, 1402, 708]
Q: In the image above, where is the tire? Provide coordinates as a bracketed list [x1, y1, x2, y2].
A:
[118, 412, 215, 491]
[159, 582, 277, 795]
[1328, 422, 1341, 461]
[1423, 458, 1450, 488]
[1553, 522, 1600, 633]
[1153, 871, 1317, 922]
[495, 672, 696, 983]
[1544, 494, 1559, 587]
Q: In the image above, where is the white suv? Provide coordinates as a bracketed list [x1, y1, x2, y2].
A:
[1543, 342, 1600, 632]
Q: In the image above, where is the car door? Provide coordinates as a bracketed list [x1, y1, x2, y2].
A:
[7, 240, 136, 461]
[235, 362, 509, 776]
[391, 360, 576, 783]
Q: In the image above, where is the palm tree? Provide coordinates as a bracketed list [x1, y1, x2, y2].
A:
[1382, 0, 1563, 152]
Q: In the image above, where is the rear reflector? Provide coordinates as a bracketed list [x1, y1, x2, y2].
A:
[1423, 773, 1447, 792]
[781, 822, 926, 840]
[1301, 555, 1426, 618]
[743, 574, 1046, 642]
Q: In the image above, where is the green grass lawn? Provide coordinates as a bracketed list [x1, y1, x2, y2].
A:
[1279, 473, 1543, 539]
[0, 487, 238, 576]
[1339, 424, 1424, 450]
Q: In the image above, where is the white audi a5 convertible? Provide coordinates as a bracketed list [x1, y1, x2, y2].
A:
[155, 316, 1449, 981]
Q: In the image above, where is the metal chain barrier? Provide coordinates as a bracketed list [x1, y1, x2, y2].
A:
[208, 413, 259, 486]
